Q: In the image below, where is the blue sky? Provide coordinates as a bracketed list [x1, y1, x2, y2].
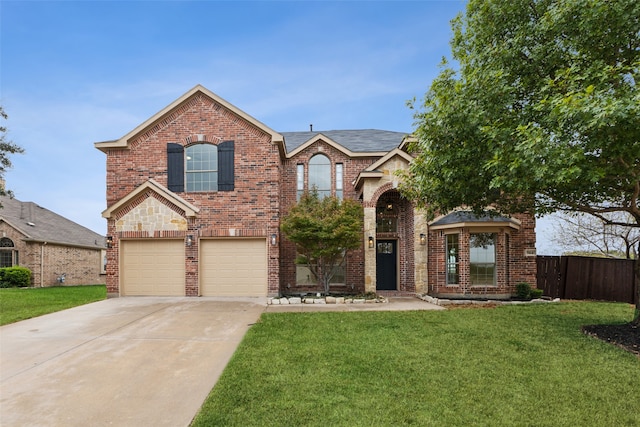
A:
[0, 0, 557, 254]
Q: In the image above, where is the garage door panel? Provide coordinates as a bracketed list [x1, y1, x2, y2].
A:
[121, 240, 185, 296]
[201, 239, 266, 297]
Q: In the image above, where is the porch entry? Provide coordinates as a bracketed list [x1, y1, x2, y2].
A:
[376, 239, 397, 290]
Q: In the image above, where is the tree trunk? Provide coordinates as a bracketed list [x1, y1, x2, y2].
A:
[634, 255, 639, 326]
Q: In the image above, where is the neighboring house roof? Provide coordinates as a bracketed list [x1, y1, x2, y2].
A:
[281, 130, 408, 154]
[430, 210, 521, 230]
[0, 196, 106, 249]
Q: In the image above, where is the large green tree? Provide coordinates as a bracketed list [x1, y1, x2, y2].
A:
[400, 0, 639, 320]
[280, 192, 363, 295]
[0, 107, 24, 197]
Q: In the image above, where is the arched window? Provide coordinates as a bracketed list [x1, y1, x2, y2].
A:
[308, 154, 331, 199]
[186, 144, 218, 192]
[0, 237, 14, 247]
[0, 237, 16, 268]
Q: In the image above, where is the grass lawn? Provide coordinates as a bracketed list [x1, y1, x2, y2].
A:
[0, 285, 106, 326]
[192, 301, 639, 426]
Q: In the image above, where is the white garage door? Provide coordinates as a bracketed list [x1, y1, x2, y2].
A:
[121, 240, 185, 296]
[200, 239, 267, 297]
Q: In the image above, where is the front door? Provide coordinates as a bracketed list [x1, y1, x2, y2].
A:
[376, 240, 397, 291]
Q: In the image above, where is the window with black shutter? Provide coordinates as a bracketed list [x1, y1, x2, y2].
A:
[167, 142, 234, 193]
[218, 141, 234, 191]
[167, 143, 184, 192]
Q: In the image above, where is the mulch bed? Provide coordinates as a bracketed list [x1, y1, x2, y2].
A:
[582, 322, 640, 357]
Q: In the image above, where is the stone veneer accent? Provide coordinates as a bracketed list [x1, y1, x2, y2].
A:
[116, 197, 187, 234]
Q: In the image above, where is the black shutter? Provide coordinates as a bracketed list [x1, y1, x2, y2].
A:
[167, 143, 184, 192]
[218, 141, 235, 191]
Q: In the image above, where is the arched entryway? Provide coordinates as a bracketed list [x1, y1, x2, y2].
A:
[374, 190, 414, 292]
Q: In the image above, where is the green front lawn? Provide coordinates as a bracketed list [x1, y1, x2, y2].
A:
[193, 302, 639, 426]
[0, 285, 106, 325]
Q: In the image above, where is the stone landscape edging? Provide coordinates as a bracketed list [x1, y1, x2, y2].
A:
[267, 296, 387, 305]
[419, 294, 561, 306]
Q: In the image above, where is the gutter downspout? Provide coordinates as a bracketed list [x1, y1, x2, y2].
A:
[40, 242, 47, 287]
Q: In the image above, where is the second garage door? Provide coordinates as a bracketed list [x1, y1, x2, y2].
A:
[120, 240, 185, 296]
[200, 239, 267, 297]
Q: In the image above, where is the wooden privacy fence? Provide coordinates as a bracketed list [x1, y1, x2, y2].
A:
[537, 256, 638, 304]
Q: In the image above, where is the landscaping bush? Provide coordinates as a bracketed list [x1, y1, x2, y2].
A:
[0, 267, 32, 288]
[515, 282, 532, 300]
[530, 288, 544, 299]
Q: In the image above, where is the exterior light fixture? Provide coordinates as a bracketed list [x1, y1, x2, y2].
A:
[186, 235, 193, 246]
[271, 233, 278, 246]
[368, 236, 374, 249]
[420, 233, 426, 246]
[106, 236, 113, 249]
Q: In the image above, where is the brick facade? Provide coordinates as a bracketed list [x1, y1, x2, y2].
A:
[98, 85, 537, 298]
[0, 222, 105, 287]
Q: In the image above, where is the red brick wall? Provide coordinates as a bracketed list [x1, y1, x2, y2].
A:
[427, 213, 537, 298]
[0, 222, 104, 287]
[104, 93, 281, 296]
[280, 140, 376, 294]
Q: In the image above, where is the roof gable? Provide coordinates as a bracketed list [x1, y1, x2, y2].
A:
[353, 148, 414, 190]
[95, 84, 285, 153]
[102, 179, 199, 219]
[282, 130, 407, 157]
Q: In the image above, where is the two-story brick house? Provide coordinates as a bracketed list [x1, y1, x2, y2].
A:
[95, 85, 536, 298]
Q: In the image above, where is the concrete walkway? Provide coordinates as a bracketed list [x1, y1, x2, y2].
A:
[0, 296, 441, 426]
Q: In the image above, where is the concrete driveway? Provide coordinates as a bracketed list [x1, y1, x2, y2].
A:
[0, 297, 265, 427]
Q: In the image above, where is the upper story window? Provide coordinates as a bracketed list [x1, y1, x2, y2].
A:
[296, 164, 305, 201]
[186, 144, 218, 192]
[335, 163, 343, 200]
[298, 155, 343, 200]
[308, 154, 331, 199]
[167, 141, 234, 193]
[376, 199, 398, 232]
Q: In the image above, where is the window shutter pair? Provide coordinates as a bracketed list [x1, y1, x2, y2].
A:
[166, 141, 234, 192]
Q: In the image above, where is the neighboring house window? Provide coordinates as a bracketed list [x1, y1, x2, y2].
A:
[308, 154, 331, 199]
[336, 163, 343, 200]
[470, 233, 496, 286]
[0, 237, 16, 268]
[101, 250, 107, 275]
[446, 234, 459, 285]
[296, 164, 304, 201]
[167, 141, 234, 192]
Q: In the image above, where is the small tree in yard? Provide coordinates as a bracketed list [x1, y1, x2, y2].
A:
[281, 191, 363, 295]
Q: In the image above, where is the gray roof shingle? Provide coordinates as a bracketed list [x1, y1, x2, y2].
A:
[0, 196, 105, 249]
[431, 211, 515, 226]
[281, 129, 408, 153]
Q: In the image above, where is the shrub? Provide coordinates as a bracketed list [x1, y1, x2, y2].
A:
[515, 282, 532, 300]
[0, 267, 32, 288]
[530, 288, 544, 299]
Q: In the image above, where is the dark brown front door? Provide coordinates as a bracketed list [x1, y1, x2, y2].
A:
[376, 240, 397, 291]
